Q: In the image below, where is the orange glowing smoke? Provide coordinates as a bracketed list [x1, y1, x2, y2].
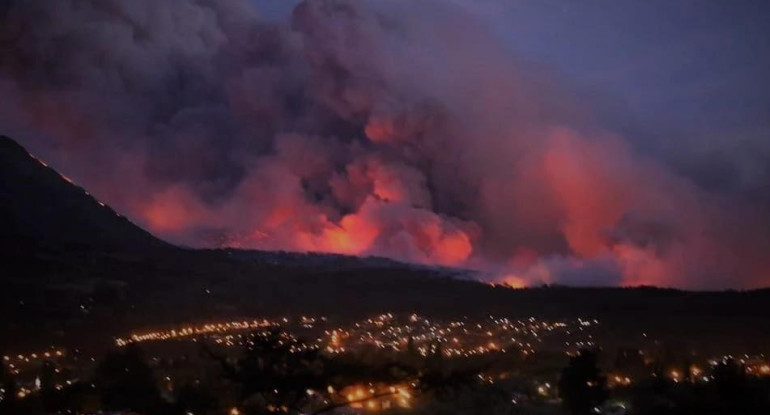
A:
[500, 274, 528, 289]
[293, 197, 473, 266]
[542, 130, 633, 257]
[432, 231, 473, 266]
[302, 213, 380, 255]
[142, 187, 206, 233]
[11, 0, 767, 290]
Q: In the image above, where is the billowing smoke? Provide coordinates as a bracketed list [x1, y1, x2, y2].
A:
[1, 0, 768, 289]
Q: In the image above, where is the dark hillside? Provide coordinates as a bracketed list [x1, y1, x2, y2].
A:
[0, 136, 168, 253]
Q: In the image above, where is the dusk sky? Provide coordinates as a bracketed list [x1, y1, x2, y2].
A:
[1, 0, 768, 289]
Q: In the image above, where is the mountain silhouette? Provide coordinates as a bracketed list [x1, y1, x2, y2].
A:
[0, 135, 168, 253]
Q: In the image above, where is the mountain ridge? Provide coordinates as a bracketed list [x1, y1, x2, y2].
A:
[0, 135, 170, 253]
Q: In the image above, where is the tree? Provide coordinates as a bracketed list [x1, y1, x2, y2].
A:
[205, 328, 330, 414]
[172, 383, 220, 415]
[558, 349, 608, 415]
[613, 347, 645, 373]
[0, 360, 18, 413]
[39, 360, 60, 413]
[93, 344, 164, 414]
[405, 336, 419, 364]
[713, 359, 747, 400]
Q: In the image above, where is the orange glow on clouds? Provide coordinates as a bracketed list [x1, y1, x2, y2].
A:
[303, 213, 380, 255]
[142, 188, 204, 233]
[10, 0, 768, 289]
[432, 231, 473, 266]
[542, 130, 632, 257]
[501, 274, 528, 289]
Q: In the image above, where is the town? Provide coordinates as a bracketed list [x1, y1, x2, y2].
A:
[3, 313, 770, 414]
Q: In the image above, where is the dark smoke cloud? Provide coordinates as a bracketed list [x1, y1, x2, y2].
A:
[1, 0, 768, 289]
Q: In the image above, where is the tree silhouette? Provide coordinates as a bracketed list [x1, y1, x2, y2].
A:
[204, 328, 485, 415]
[172, 383, 220, 415]
[713, 359, 747, 400]
[93, 344, 163, 414]
[39, 360, 60, 413]
[204, 328, 331, 414]
[0, 360, 18, 414]
[558, 349, 608, 415]
[613, 347, 645, 372]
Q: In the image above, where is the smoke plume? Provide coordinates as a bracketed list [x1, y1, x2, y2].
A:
[1, 0, 768, 289]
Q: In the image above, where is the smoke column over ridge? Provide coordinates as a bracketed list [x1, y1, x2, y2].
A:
[0, 0, 768, 289]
